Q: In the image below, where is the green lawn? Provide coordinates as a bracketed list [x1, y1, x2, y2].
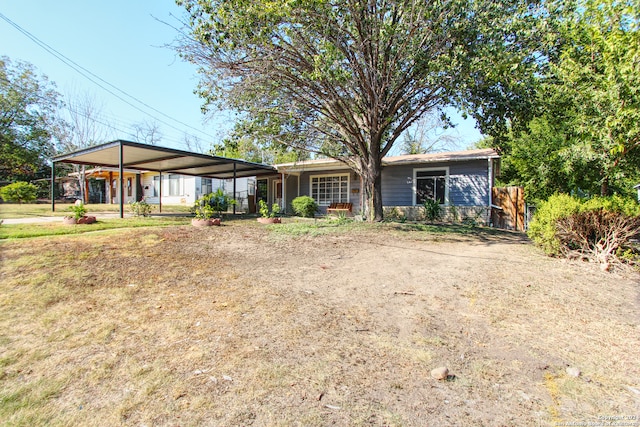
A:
[0, 217, 194, 239]
[0, 203, 192, 219]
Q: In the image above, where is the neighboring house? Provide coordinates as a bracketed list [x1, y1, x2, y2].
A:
[273, 148, 500, 223]
[635, 184, 640, 202]
[66, 167, 255, 211]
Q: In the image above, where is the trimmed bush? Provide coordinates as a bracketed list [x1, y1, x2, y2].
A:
[0, 181, 38, 203]
[291, 196, 318, 218]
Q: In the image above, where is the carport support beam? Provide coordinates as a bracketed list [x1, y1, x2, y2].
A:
[119, 141, 124, 218]
[158, 171, 162, 213]
[51, 161, 55, 212]
[233, 163, 237, 215]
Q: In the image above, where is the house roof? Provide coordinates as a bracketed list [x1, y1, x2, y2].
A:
[52, 140, 277, 179]
[275, 148, 499, 172]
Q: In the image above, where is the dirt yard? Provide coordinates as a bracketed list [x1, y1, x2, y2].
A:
[1, 220, 639, 426]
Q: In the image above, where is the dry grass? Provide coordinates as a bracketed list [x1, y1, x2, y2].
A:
[0, 221, 638, 426]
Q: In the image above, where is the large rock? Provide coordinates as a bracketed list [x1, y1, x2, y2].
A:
[431, 366, 449, 380]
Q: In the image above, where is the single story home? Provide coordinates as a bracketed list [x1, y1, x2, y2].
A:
[269, 148, 500, 223]
[53, 141, 500, 222]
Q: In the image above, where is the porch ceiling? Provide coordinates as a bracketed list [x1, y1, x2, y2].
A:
[52, 140, 277, 179]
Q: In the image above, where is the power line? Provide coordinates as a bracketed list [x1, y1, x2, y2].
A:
[0, 12, 217, 142]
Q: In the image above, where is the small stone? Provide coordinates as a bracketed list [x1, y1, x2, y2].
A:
[431, 366, 449, 380]
[566, 367, 581, 377]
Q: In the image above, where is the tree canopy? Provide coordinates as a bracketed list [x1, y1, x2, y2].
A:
[496, 0, 640, 201]
[177, 0, 547, 220]
[0, 56, 63, 182]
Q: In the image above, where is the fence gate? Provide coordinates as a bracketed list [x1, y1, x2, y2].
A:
[491, 186, 525, 231]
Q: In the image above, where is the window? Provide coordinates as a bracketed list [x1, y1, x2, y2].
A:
[415, 169, 447, 205]
[153, 175, 182, 197]
[153, 176, 160, 197]
[168, 174, 181, 196]
[310, 174, 349, 206]
[201, 178, 213, 195]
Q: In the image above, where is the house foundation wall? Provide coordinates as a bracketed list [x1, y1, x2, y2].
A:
[383, 205, 491, 225]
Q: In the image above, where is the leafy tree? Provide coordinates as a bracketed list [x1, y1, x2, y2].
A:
[497, 0, 640, 200]
[176, 0, 547, 221]
[0, 181, 38, 203]
[0, 57, 63, 182]
[551, 0, 640, 196]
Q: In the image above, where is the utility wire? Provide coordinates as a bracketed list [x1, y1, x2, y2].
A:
[0, 12, 216, 142]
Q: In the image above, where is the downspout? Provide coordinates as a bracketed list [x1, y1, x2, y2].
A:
[119, 141, 124, 218]
[51, 161, 55, 212]
[488, 158, 493, 226]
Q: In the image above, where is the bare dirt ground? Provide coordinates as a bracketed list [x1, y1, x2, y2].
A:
[1, 220, 639, 426]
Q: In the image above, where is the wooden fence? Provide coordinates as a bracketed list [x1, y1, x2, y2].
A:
[491, 186, 525, 231]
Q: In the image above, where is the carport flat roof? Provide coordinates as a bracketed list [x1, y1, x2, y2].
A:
[52, 140, 277, 179]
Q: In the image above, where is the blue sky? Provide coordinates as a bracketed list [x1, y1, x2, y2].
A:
[0, 1, 482, 154]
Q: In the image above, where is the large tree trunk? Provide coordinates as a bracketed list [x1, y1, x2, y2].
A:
[359, 155, 384, 222]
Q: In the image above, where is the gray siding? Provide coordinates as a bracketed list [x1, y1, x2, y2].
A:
[381, 159, 490, 207]
[284, 174, 299, 214]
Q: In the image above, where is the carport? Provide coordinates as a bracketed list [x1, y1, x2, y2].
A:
[51, 140, 277, 217]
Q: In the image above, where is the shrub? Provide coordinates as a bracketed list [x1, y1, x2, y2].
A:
[527, 194, 582, 255]
[423, 199, 442, 222]
[258, 199, 280, 218]
[528, 194, 640, 267]
[0, 181, 38, 203]
[129, 199, 153, 217]
[67, 202, 87, 220]
[291, 196, 318, 218]
[194, 189, 237, 219]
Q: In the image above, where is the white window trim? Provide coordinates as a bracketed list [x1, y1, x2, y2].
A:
[412, 166, 450, 206]
[309, 173, 350, 206]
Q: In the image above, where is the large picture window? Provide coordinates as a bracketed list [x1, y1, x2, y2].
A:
[153, 174, 183, 197]
[311, 174, 349, 206]
[415, 169, 447, 205]
[168, 174, 181, 196]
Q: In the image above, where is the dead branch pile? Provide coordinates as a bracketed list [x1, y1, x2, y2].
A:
[555, 209, 640, 266]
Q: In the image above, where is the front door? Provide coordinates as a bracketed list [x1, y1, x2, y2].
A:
[273, 180, 282, 207]
[256, 179, 268, 203]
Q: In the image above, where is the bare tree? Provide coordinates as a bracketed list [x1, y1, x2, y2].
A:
[131, 119, 163, 145]
[182, 133, 206, 153]
[399, 115, 461, 155]
[58, 90, 113, 203]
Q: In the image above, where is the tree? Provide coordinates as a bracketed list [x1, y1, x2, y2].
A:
[132, 119, 163, 145]
[0, 57, 63, 182]
[551, 0, 640, 196]
[0, 181, 37, 203]
[497, 0, 640, 200]
[56, 90, 114, 203]
[399, 114, 460, 155]
[176, 0, 546, 221]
